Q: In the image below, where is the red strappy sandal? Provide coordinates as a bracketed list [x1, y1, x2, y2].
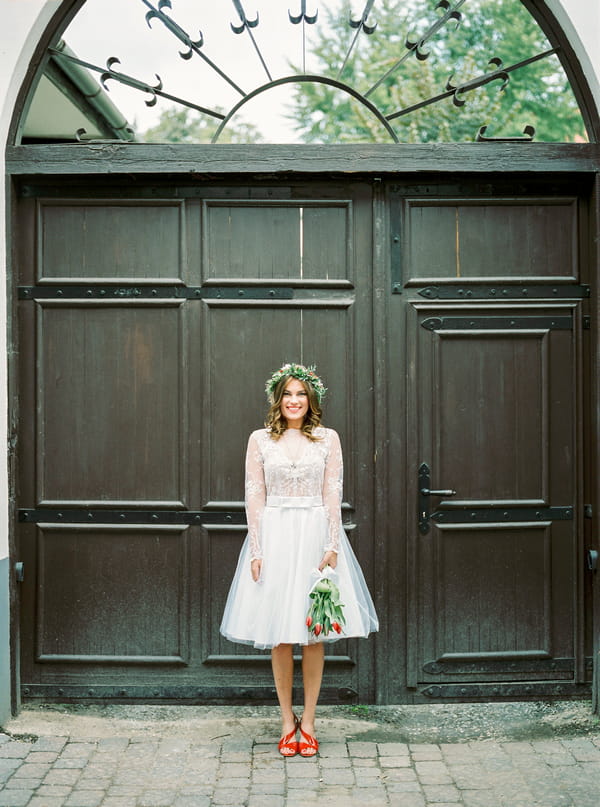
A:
[278, 714, 300, 757]
[298, 725, 319, 757]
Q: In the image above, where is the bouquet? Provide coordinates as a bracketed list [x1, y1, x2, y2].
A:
[306, 567, 346, 637]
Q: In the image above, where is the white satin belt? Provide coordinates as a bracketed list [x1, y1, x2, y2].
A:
[266, 496, 323, 508]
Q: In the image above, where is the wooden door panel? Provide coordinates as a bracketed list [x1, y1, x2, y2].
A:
[37, 301, 186, 506]
[38, 200, 185, 283]
[409, 302, 578, 687]
[433, 329, 567, 503]
[35, 524, 189, 665]
[404, 198, 577, 282]
[203, 200, 352, 283]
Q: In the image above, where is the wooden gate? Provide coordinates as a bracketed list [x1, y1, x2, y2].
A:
[16, 178, 377, 702]
[14, 172, 592, 703]
[395, 183, 590, 700]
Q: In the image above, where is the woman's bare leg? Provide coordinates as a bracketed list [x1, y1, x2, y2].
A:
[300, 642, 325, 735]
[271, 643, 296, 735]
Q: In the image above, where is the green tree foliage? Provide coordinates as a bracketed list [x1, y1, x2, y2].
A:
[140, 106, 265, 144]
[288, 0, 587, 143]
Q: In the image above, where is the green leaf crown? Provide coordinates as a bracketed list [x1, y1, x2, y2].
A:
[265, 362, 327, 404]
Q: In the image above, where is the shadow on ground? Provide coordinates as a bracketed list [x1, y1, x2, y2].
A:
[3, 700, 600, 745]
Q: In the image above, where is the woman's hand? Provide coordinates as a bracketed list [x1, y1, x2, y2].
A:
[319, 551, 338, 571]
[251, 558, 262, 582]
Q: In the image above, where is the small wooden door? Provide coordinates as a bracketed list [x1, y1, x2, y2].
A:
[16, 178, 377, 702]
[399, 189, 589, 698]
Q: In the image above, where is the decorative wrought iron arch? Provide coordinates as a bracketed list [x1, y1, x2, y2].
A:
[12, 0, 598, 144]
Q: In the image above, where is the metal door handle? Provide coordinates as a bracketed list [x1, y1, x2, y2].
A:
[418, 463, 457, 534]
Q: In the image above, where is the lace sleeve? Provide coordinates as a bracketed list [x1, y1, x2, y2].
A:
[245, 431, 266, 561]
[323, 429, 343, 553]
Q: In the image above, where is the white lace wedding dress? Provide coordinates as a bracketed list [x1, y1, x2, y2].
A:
[220, 427, 379, 649]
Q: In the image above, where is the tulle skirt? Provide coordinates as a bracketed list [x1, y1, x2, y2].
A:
[220, 497, 379, 649]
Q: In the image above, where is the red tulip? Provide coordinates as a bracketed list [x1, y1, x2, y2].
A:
[314, 623, 322, 636]
[332, 621, 342, 634]
[306, 615, 313, 628]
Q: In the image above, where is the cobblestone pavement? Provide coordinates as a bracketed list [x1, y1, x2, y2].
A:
[1, 704, 600, 807]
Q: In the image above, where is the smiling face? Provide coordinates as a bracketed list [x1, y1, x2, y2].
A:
[280, 377, 309, 428]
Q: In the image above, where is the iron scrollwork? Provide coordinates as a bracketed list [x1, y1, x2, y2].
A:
[53, 0, 564, 143]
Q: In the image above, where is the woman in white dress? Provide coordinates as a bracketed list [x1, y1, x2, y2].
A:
[220, 363, 378, 757]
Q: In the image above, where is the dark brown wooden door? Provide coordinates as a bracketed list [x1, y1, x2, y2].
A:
[400, 189, 588, 699]
[15, 174, 591, 704]
[16, 179, 377, 702]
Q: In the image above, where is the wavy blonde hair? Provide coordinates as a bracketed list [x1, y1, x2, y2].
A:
[265, 375, 323, 440]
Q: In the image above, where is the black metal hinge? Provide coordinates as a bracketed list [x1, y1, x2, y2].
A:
[421, 315, 572, 331]
[18, 285, 293, 301]
[418, 284, 590, 300]
[431, 506, 573, 526]
[19, 509, 246, 526]
[421, 682, 590, 699]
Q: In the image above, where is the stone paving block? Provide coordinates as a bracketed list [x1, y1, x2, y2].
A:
[354, 774, 385, 788]
[250, 782, 285, 795]
[461, 789, 503, 807]
[0, 746, 30, 760]
[380, 767, 418, 782]
[414, 760, 453, 785]
[138, 790, 178, 807]
[319, 767, 355, 785]
[445, 763, 490, 789]
[27, 798, 65, 807]
[352, 757, 378, 767]
[251, 767, 284, 783]
[97, 738, 129, 753]
[501, 741, 535, 756]
[43, 767, 82, 785]
[10, 765, 50, 780]
[0, 789, 35, 806]
[317, 742, 348, 757]
[387, 791, 426, 807]
[247, 796, 284, 807]
[218, 761, 251, 779]
[75, 777, 112, 791]
[61, 743, 96, 758]
[286, 764, 320, 780]
[177, 787, 213, 798]
[52, 758, 88, 770]
[211, 787, 250, 805]
[172, 797, 211, 807]
[3, 778, 40, 791]
[384, 780, 422, 793]
[0, 761, 21, 776]
[32, 738, 68, 754]
[378, 755, 412, 768]
[322, 755, 352, 768]
[422, 783, 462, 802]
[347, 741, 378, 758]
[480, 755, 516, 772]
[285, 756, 318, 768]
[378, 742, 409, 756]
[410, 744, 443, 761]
[25, 752, 59, 765]
[100, 798, 137, 807]
[560, 738, 600, 761]
[37, 783, 73, 798]
[349, 786, 388, 802]
[64, 790, 106, 807]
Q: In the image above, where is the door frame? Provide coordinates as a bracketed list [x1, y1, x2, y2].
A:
[5, 144, 600, 710]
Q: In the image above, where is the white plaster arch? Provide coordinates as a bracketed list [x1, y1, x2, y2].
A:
[1, 0, 599, 724]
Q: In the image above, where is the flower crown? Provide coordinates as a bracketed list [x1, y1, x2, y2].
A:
[265, 363, 327, 404]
